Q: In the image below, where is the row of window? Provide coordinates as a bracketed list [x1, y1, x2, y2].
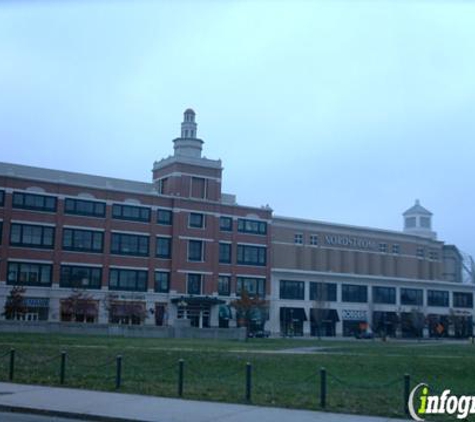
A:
[7, 193, 267, 234]
[7, 223, 267, 264]
[6, 261, 266, 296]
[279, 280, 473, 308]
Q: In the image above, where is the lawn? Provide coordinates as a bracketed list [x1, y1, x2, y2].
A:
[0, 333, 474, 420]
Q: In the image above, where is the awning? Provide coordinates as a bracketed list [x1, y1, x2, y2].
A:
[310, 309, 340, 323]
[110, 301, 145, 317]
[219, 305, 233, 320]
[171, 296, 225, 306]
[280, 307, 307, 322]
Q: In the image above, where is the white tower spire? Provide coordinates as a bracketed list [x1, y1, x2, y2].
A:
[173, 108, 204, 158]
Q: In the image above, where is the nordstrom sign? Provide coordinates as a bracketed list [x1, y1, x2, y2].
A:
[324, 234, 378, 251]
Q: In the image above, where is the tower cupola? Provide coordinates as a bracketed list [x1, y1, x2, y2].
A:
[173, 108, 203, 158]
[403, 199, 437, 239]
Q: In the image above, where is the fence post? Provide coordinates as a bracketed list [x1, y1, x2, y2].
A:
[9, 349, 15, 381]
[404, 373, 411, 415]
[245, 362, 252, 403]
[178, 359, 184, 397]
[60, 351, 66, 385]
[116, 355, 122, 389]
[320, 367, 327, 409]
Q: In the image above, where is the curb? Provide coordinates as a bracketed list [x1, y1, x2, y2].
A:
[0, 404, 149, 422]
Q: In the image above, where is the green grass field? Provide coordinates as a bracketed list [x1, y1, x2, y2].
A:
[0, 333, 474, 420]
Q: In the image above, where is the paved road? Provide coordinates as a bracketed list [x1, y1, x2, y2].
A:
[0, 412, 85, 421]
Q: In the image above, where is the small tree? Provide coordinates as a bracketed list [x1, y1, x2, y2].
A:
[410, 307, 425, 340]
[312, 283, 329, 339]
[61, 290, 97, 323]
[230, 289, 268, 337]
[103, 293, 148, 325]
[3, 286, 27, 320]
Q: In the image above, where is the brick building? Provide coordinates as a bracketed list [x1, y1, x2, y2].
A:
[0, 109, 472, 337]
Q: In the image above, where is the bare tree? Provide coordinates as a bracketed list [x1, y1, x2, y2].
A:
[312, 283, 329, 339]
[410, 307, 425, 340]
[3, 286, 27, 320]
[61, 290, 98, 323]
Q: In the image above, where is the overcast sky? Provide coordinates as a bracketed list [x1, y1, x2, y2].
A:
[0, 1, 474, 258]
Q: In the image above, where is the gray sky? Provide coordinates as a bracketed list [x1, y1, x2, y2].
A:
[1, 1, 474, 257]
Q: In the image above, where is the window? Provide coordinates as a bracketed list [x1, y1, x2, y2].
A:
[10, 223, 55, 249]
[157, 209, 172, 225]
[400, 288, 423, 306]
[7, 262, 52, 286]
[236, 277, 266, 297]
[112, 204, 151, 222]
[218, 275, 231, 296]
[109, 269, 148, 292]
[220, 216, 233, 231]
[429, 250, 439, 260]
[237, 244, 266, 266]
[372, 286, 396, 304]
[154, 271, 170, 293]
[111, 233, 149, 256]
[237, 218, 267, 235]
[294, 234, 303, 245]
[280, 280, 305, 300]
[310, 235, 319, 246]
[158, 178, 168, 195]
[64, 198, 106, 218]
[420, 216, 431, 228]
[219, 242, 231, 264]
[416, 247, 425, 258]
[428, 290, 449, 307]
[188, 240, 204, 261]
[191, 177, 206, 199]
[156, 237, 171, 259]
[63, 228, 103, 253]
[405, 217, 416, 228]
[0, 190, 4, 206]
[187, 273, 202, 295]
[453, 292, 473, 308]
[12, 192, 57, 212]
[0, 221, 2, 244]
[392, 244, 400, 254]
[342, 284, 368, 303]
[309, 282, 337, 302]
[60, 265, 102, 289]
[379, 243, 387, 253]
[189, 212, 205, 228]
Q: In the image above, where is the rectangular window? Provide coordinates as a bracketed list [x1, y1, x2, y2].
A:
[189, 212, 205, 228]
[60, 265, 102, 289]
[342, 284, 368, 303]
[156, 237, 171, 259]
[237, 218, 267, 235]
[12, 192, 57, 212]
[310, 235, 319, 246]
[0, 190, 4, 206]
[372, 286, 396, 304]
[64, 198, 106, 218]
[10, 223, 55, 249]
[187, 273, 202, 295]
[0, 221, 2, 244]
[111, 233, 149, 256]
[379, 243, 387, 253]
[428, 290, 449, 307]
[220, 216, 233, 231]
[237, 244, 266, 266]
[417, 247, 425, 258]
[157, 209, 173, 225]
[429, 250, 439, 260]
[109, 268, 148, 292]
[400, 288, 423, 306]
[112, 204, 151, 222]
[236, 277, 266, 297]
[154, 271, 170, 293]
[405, 217, 416, 228]
[7, 262, 52, 286]
[188, 240, 204, 261]
[309, 282, 337, 302]
[63, 228, 103, 253]
[392, 244, 400, 254]
[294, 233, 303, 244]
[191, 177, 206, 199]
[219, 242, 232, 264]
[218, 275, 231, 296]
[279, 280, 305, 300]
[453, 292, 473, 308]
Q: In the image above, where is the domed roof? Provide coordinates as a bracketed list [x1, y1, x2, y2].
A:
[184, 108, 195, 115]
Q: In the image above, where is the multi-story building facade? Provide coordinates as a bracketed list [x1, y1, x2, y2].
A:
[0, 109, 472, 337]
[0, 109, 271, 329]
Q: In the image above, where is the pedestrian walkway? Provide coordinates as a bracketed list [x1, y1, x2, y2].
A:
[0, 382, 409, 422]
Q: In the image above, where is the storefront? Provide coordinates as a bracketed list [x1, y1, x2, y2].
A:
[280, 307, 307, 337]
[310, 308, 339, 337]
[109, 301, 146, 325]
[60, 298, 99, 323]
[373, 311, 399, 337]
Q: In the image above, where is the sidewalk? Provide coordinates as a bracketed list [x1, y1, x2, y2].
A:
[0, 382, 409, 422]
